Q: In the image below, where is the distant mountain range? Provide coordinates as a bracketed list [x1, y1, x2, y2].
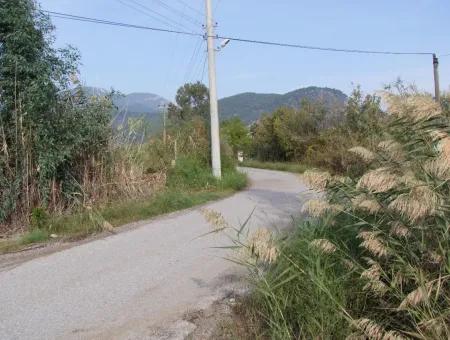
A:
[82, 86, 347, 127]
[82, 87, 169, 128]
[218, 86, 348, 124]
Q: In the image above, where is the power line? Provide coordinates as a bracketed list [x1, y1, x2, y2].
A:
[173, 0, 204, 18]
[217, 35, 433, 56]
[184, 38, 203, 82]
[44, 11, 437, 56]
[150, 0, 203, 27]
[115, 0, 189, 32]
[191, 43, 207, 82]
[441, 53, 450, 57]
[44, 11, 202, 38]
[200, 54, 207, 83]
[120, 0, 197, 32]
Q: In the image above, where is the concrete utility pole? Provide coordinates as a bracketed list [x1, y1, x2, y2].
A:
[205, 0, 221, 178]
[433, 54, 440, 103]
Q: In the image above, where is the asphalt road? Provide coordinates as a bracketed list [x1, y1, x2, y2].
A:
[0, 168, 311, 339]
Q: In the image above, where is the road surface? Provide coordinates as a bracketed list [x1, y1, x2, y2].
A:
[0, 168, 311, 339]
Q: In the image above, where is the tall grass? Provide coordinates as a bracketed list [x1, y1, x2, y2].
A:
[241, 160, 308, 174]
[242, 93, 450, 339]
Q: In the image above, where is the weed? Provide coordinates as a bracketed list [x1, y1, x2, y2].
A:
[20, 229, 49, 245]
[241, 160, 308, 174]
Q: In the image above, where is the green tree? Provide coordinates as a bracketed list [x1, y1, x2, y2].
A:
[221, 117, 251, 156]
[0, 0, 112, 222]
[250, 101, 326, 161]
[250, 113, 285, 161]
[168, 82, 209, 123]
[345, 86, 384, 138]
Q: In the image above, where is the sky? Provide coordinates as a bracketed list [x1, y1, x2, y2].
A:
[40, 0, 450, 101]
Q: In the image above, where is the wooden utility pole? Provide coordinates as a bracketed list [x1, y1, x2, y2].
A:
[433, 54, 440, 103]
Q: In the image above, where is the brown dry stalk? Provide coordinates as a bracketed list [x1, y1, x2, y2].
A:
[358, 232, 388, 258]
[388, 186, 440, 223]
[303, 199, 342, 217]
[389, 221, 410, 238]
[247, 228, 278, 264]
[349, 146, 376, 163]
[377, 140, 405, 162]
[201, 208, 229, 231]
[352, 195, 382, 214]
[384, 93, 442, 121]
[425, 157, 450, 180]
[353, 318, 407, 340]
[303, 170, 332, 191]
[310, 238, 337, 254]
[357, 168, 398, 193]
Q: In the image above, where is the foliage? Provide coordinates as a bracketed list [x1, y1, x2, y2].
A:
[249, 101, 327, 161]
[345, 86, 385, 138]
[249, 88, 385, 174]
[0, 0, 113, 224]
[241, 160, 308, 174]
[249, 93, 450, 339]
[221, 117, 251, 157]
[167, 154, 246, 191]
[167, 81, 210, 123]
[30, 207, 49, 230]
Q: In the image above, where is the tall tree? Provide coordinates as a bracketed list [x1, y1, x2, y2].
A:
[168, 82, 210, 123]
[0, 0, 112, 222]
[221, 117, 251, 156]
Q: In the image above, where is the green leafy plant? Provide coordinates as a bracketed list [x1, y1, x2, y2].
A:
[30, 207, 49, 231]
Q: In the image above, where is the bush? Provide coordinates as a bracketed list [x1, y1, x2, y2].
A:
[30, 208, 50, 231]
[167, 154, 246, 191]
[249, 93, 450, 339]
[167, 155, 216, 189]
[244, 220, 352, 339]
[248, 88, 385, 175]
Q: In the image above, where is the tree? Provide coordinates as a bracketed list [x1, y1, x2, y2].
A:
[0, 0, 112, 222]
[168, 82, 209, 123]
[221, 117, 251, 156]
[345, 86, 384, 139]
[250, 101, 326, 161]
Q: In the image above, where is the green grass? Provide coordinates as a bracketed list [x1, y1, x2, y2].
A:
[241, 160, 308, 174]
[244, 218, 357, 339]
[20, 229, 50, 245]
[0, 166, 248, 255]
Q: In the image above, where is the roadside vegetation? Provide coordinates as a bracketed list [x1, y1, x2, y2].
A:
[237, 91, 450, 339]
[0, 1, 245, 254]
[244, 86, 385, 176]
[240, 160, 308, 174]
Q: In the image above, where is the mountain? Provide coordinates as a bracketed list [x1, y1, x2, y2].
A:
[218, 86, 348, 124]
[82, 86, 348, 128]
[82, 87, 169, 127]
[112, 92, 169, 127]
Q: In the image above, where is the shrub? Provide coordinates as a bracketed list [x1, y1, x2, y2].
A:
[167, 155, 216, 190]
[30, 208, 50, 231]
[250, 93, 450, 339]
[167, 153, 246, 192]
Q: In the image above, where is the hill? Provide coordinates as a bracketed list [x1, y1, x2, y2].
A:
[218, 86, 348, 124]
[82, 86, 348, 128]
[82, 87, 169, 128]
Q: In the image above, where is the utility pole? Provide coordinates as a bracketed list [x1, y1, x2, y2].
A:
[159, 104, 167, 145]
[433, 54, 440, 103]
[205, 0, 221, 178]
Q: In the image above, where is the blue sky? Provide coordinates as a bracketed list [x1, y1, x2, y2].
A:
[40, 0, 450, 100]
